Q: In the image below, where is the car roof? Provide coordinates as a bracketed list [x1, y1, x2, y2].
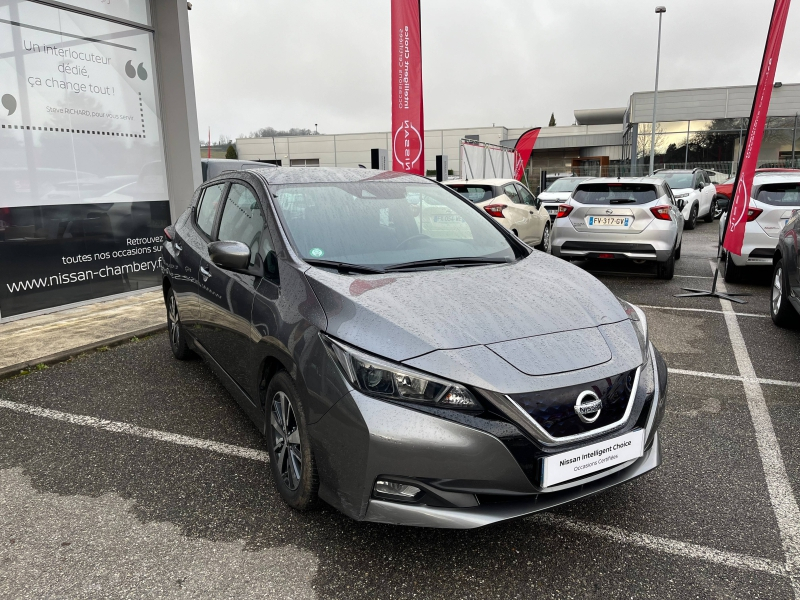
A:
[573, 176, 665, 186]
[653, 169, 697, 174]
[447, 179, 521, 186]
[255, 167, 429, 185]
[752, 172, 800, 185]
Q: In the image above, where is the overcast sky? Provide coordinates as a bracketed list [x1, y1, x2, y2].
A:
[187, 0, 800, 140]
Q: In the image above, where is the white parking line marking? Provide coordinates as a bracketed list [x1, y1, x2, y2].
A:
[0, 397, 793, 581]
[639, 304, 769, 318]
[712, 262, 800, 595]
[0, 399, 270, 463]
[674, 275, 714, 279]
[536, 513, 788, 578]
[668, 368, 800, 388]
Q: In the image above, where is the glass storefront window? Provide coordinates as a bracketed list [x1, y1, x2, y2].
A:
[0, 0, 168, 318]
[54, 0, 150, 26]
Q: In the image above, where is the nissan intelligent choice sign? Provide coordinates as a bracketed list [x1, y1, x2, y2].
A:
[391, 0, 424, 175]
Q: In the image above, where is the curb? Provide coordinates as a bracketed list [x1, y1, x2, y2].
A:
[0, 323, 167, 380]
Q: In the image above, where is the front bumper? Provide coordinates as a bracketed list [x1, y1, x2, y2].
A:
[365, 433, 661, 528]
[309, 343, 666, 528]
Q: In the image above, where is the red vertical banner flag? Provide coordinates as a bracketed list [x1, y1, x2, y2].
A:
[723, 0, 791, 255]
[513, 128, 541, 181]
[391, 0, 424, 175]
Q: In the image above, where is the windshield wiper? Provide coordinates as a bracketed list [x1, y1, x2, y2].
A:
[384, 257, 511, 272]
[609, 199, 637, 204]
[304, 259, 386, 274]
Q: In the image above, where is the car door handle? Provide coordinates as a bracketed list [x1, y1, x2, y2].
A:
[200, 266, 211, 281]
[530, 211, 535, 214]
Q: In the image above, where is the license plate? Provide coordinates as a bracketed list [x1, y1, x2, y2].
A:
[541, 429, 645, 488]
[587, 216, 631, 227]
[547, 209, 558, 216]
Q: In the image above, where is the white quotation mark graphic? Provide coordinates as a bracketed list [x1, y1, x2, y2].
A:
[125, 60, 148, 81]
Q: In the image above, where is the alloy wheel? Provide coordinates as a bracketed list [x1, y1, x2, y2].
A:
[167, 293, 180, 348]
[772, 267, 783, 315]
[271, 391, 302, 491]
[541, 226, 551, 253]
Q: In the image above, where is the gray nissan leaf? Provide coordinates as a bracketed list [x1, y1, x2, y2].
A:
[161, 167, 667, 529]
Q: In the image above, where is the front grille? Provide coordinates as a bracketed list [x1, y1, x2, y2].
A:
[507, 370, 637, 439]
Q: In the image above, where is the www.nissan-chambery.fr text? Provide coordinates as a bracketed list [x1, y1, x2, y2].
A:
[5, 259, 162, 293]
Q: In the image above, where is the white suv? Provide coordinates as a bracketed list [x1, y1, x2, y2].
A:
[720, 172, 800, 282]
[653, 169, 717, 230]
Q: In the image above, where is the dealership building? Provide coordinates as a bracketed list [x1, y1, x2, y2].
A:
[236, 82, 800, 188]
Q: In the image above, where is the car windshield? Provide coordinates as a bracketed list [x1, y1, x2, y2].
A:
[755, 183, 800, 206]
[545, 178, 587, 193]
[271, 182, 517, 268]
[654, 172, 693, 189]
[447, 184, 494, 203]
[573, 183, 658, 205]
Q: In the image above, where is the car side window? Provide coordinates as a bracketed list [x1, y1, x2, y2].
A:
[196, 183, 226, 237]
[217, 183, 266, 267]
[503, 184, 521, 204]
[517, 185, 536, 206]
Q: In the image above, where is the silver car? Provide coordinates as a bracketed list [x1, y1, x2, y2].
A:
[551, 177, 684, 280]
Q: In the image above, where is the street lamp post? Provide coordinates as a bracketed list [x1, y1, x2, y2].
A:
[649, 6, 666, 176]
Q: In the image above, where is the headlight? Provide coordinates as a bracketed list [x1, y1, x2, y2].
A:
[674, 192, 690, 199]
[618, 299, 649, 366]
[320, 333, 481, 409]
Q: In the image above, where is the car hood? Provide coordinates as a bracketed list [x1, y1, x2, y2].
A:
[537, 191, 572, 202]
[305, 252, 630, 363]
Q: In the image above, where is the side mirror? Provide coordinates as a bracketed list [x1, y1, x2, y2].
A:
[677, 199, 686, 211]
[697, 181, 705, 190]
[534, 197, 542, 209]
[208, 240, 250, 273]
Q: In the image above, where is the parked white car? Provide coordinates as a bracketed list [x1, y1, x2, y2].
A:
[537, 176, 593, 221]
[719, 171, 800, 283]
[446, 179, 552, 252]
[652, 169, 716, 230]
[551, 177, 685, 279]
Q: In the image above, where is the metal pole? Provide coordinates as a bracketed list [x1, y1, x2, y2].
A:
[649, 7, 666, 175]
[791, 113, 797, 168]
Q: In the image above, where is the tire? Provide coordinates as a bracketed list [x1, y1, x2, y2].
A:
[166, 287, 194, 360]
[685, 204, 698, 230]
[771, 259, 800, 328]
[704, 198, 716, 223]
[656, 248, 676, 280]
[266, 371, 319, 511]
[724, 251, 743, 284]
[535, 223, 552, 254]
[713, 197, 725, 220]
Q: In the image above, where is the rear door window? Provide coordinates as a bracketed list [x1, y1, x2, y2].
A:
[573, 183, 658, 205]
[503, 184, 521, 204]
[196, 183, 226, 237]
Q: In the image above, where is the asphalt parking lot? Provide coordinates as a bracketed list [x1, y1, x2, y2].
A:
[1, 221, 799, 599]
